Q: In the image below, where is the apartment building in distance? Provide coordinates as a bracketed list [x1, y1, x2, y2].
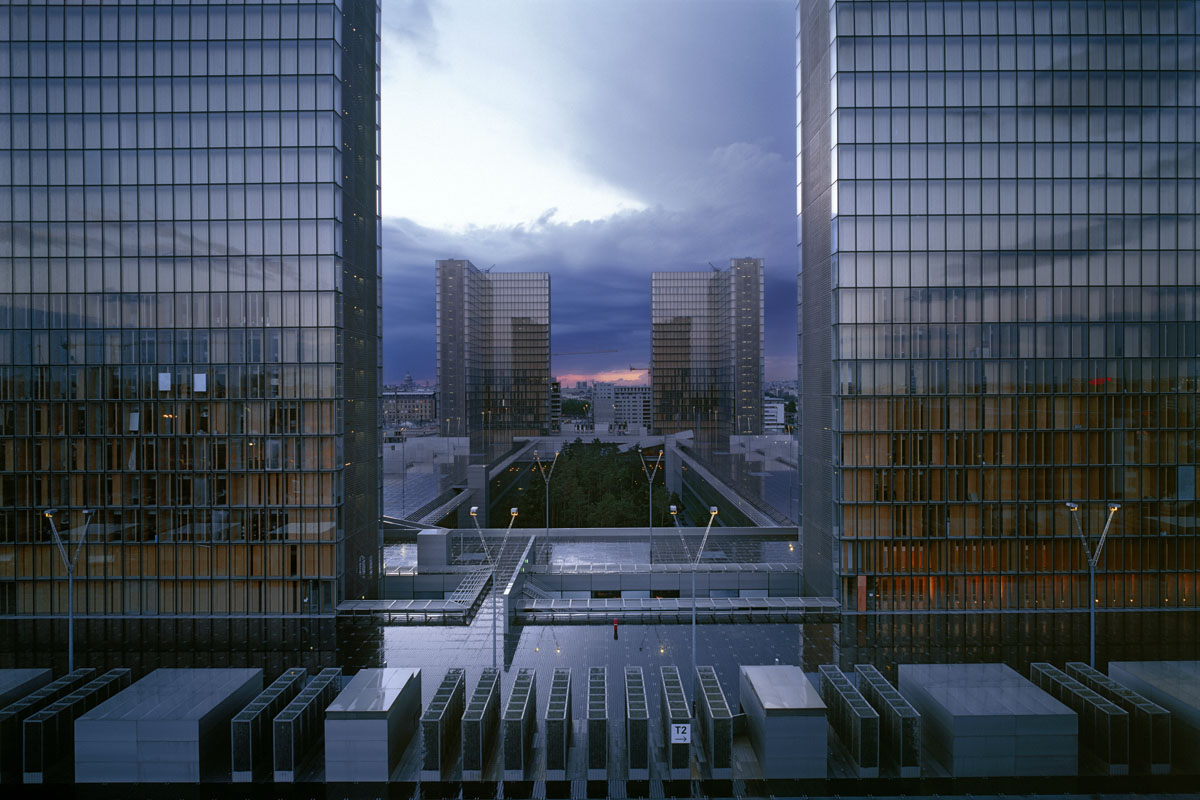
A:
[381, 389, 436, 426]
[0, 2, 383, 616]
[651, 258, 765, 440]
[592, 382, 616, 431]
[594, 383, 653, 433]
[435, 260, 551, 451]
[614, 385, 653, 433]
[798, 0, 1198, 613]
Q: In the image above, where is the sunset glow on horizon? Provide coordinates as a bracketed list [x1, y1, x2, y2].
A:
[555, 369, 648, 386]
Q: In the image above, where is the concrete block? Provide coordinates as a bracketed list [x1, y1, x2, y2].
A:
[75, 669, 261, 784]
[899, 663, 1075, 778]
[741, 665, 827, 779]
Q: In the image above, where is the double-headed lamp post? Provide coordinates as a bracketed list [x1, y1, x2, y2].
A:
[638, 449, 665, 565]
[470, 505, 518, 670]
[672, 504, 718, 710]
[1065, 501, 1121, 668]
[533, 450, 559, 540]
[43, 507, 96, 673]
[399, 426, 407, 517]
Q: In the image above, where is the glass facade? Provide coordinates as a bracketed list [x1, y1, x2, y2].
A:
[729, 258, 767, 436]
[436, 259, 550, 455]
[0, 2, 382, 617]
[800, 1, 1199, 611]
[652, 258, 765, 440]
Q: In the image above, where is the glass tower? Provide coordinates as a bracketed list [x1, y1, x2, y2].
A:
[0, 2, 382, 617]
[436, 259, 551, 455]
[651, 257, 765, 439]
[800, 1, 1198, 612]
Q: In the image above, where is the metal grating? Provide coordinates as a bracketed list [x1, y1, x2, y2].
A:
[660, 666, 690, 778]
[462, 667, 500, 778]
[503, 668, 537, 777]
[272, 667, 340, 783]
[587, 666, 607, 777]
[1065, 661, 1171, 774]
[22, 668, 132, 784]
[231, 667, 306, 782]
[696, 665, 732, 776]
[421, 668, 465, 776]
[545, 668, 572, 775]
[818, 664, 879, 777]
[625, 666, 649, 777]
[854, 663, 921, 777]
[1030, 662, 1129, 774]
[447, 566, 494, 606]
[0, 668, 96, 783]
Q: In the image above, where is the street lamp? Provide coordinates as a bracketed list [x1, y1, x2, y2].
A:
[1065, 501, 1121, 668]
[533, 450, 559, 540]
[399, 427, 407, 517]
[638, 449, 664, 565]
[681, 505, 717, 710]
[44, 507, 96, 672]
[470, 505, 518, 670]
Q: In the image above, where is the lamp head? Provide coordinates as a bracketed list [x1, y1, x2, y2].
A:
[43, 508, 58, 519]
[1108, 503, 1121, 512]
[1064, 502, 1079, 512]
[510, 508, 518, 517]
[81, 509, 94, 516]
[709, 506, 718, 515]
[469, 506, 478, 517]
[669, 505, 677, 515]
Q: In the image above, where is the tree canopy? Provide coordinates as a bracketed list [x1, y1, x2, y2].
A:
[516, 440, 680, 529]
[560, 398, 590, 418]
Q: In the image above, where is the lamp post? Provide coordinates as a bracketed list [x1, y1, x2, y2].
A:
[43, 507, 96, 672]
[533, 450, 559, 540]
[638, 449, 664, 565]
[399, 427, 407, 517]
[471, 505, 518, 670]
[1065, 501, 1121, 668]
[677, 505, 717, 710]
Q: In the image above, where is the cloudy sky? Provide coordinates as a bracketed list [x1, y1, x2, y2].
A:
[381, 0, 796, 385]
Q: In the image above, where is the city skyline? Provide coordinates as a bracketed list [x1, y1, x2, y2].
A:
[380, 0, 798, 384]
[0, 1, 1197, 791]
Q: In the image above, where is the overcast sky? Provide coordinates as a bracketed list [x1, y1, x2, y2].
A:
[381, 0, 796, 385]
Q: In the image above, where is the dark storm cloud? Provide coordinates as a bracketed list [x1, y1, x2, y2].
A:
[381, 0, 797, 383]
[382, 145, 795, 380]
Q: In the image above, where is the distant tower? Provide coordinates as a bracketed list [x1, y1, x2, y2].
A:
[651, 258, 765, 440]
[435, 260, 551, 451]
